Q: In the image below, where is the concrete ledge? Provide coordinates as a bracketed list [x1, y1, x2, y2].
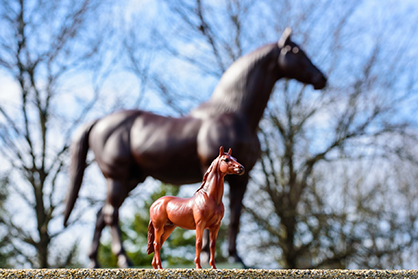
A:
[0, 269, 417, 278]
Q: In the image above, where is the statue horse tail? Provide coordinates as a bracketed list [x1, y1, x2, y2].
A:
[63, 120, 98, 227]
[147, 221, 155, 254]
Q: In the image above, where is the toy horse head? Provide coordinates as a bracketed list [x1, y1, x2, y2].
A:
[278, 27, 327, 90]
[218, 146, 245, 176]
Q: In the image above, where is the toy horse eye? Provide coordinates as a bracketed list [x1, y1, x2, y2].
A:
[223, 158, 230, 163]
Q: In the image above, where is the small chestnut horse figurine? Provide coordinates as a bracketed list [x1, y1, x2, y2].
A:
[147, 147, 245, 269]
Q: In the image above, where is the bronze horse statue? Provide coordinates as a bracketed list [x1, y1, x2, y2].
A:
[63, 27, 327, 268]
[147, 146, 244, 269]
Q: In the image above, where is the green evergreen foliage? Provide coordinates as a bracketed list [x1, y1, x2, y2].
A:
[0, 175, 15, 267]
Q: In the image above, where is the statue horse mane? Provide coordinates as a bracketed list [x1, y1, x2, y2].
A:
[191, 43, 279, 117]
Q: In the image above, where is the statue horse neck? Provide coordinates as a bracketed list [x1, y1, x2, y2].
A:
[195, 159, 225, 205]
[191, 43, 282, 132]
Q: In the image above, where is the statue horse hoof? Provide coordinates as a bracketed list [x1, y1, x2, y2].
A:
[117, 255, 133, 268]
[88, 259, 100, 269]
[229, 254, 248, 269]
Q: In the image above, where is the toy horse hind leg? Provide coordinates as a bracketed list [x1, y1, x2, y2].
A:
[147, 220, 177, 269]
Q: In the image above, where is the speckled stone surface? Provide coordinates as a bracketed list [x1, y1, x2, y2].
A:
[0, 269, 417, 278]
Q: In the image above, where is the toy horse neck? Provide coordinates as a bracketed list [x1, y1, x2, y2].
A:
[191, 43, 282, 131]
[195, 159, 225, 205]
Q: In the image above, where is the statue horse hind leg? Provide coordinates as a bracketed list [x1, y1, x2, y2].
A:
[87, 125, 144, 267]
[88, 177, 140, 268]
[63, 112, 145, 268]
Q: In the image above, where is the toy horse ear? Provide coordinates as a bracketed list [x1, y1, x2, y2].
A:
[228, 148, 232, 155]
[278, 27, 292, 48]
[219, 146, 224, 155]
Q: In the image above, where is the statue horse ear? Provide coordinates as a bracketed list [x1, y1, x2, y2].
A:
[228, 148, 232, 155]
[278, 27, 292, 48]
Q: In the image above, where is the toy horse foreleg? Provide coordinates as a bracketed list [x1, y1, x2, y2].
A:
[208, 225, 221, 269]
[194, 222, 207, 269]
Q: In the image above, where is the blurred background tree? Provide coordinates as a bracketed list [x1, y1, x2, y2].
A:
[0, 0, 119, 267]
[0, 0, 417, 269]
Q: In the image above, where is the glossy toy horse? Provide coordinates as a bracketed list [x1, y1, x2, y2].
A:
[147, 147, 244, 269]
[63, 27, 327, 268]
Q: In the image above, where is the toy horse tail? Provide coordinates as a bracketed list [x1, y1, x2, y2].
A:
[63, 120, 98, 227]
[147, 221, 155, 255]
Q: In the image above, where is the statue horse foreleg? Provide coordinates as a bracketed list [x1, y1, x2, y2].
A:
[200, 229, 210, 264]
[227, 174, 249, 268]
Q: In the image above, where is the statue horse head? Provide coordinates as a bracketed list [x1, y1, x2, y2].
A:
[277, 27, 327, 89]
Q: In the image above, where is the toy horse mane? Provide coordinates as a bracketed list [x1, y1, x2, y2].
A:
[195, 156, 219, 194]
